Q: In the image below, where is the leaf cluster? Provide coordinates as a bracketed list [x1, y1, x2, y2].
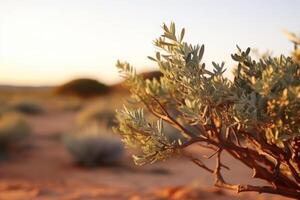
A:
[114, 22, 300, 198]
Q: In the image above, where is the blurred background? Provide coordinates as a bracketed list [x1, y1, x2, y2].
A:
[0, 0, 298, 199]
[1, 0, 299, 86]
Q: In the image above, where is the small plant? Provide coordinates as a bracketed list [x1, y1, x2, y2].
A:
[64, 125, 124, 167]
[139, 71, 163, 80]
[0, 104, 10, 117]
[55, 78, 110, 98]
[12, 100, 44, 115]
[58, 98, 83, 112]
[114, 23, 300, 198]
[0, 112, 31, 151]
[111, 70, 163, 93]
[76, 105, 116, 128]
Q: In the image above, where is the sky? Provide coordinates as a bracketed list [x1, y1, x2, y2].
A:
[0, 0, 299, 86]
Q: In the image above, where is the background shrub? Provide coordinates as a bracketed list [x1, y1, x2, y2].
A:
[0, 112, 31, 151]
[111, 70, 162, 93]
[12, 100, 44, 115]
[140, 70, 163, 80]
[76, 104, 116, 128]
[53, 97, 84, 112]
[55, 78, 110, 98]
[0, 104, 10, 117]
[63, 125, 124, 167]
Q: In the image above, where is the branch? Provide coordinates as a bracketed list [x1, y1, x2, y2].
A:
[150, 95, 196, 138]
[139, 94, 196, 138]
[183, 152, 214, 174]
[209, 124, 300, 190]
[212, 150, 300, 199]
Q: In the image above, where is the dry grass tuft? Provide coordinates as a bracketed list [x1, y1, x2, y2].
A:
[63, 125, 124, 167]
[0, 112, 31, 151]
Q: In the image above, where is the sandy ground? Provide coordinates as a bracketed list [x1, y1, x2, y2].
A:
[0, 106, 291, 200]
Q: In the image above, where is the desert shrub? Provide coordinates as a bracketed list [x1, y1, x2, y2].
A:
[0, 104, 10, 117]
[0, 112, 31, 150]
[64, 125, 124, 167]
[54, 97, 83, 112]
[111, 71, 163, 93]
[55, 78, 110, 98]
[12, 100, 44, 115]
[76, 105, 116, 128]
[140, 70, 163, 80]
[114, 23, 300, 198]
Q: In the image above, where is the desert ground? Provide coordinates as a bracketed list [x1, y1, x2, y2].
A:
[0, 86, 290, 200]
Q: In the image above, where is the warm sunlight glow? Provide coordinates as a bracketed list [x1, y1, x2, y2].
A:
[0, 0, 299, 86]
[0, 2, 300, 199]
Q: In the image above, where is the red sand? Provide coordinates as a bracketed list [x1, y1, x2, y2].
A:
[0, 109, 290, 200]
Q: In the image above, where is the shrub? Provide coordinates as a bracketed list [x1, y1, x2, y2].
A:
[0, 104, 10, 117]
[111, 70, 163, 93]
[12, 101, 44, 115]
[55, 78, 110, 98]
[140, 70, 163, 80]
[114, 23, 300, 199]
[76, 105, 116, 128]
[64, 125, 124, 167]
[54, 97, 83, 112]
[0, 112, 31, 150]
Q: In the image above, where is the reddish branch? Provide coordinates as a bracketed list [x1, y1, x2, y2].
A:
[142, 95, 300, 199]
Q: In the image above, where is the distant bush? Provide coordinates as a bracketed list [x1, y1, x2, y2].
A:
[140, 70, 163, 80]
[76, 105, 115, 128]
[0, 104, 10, 117]
[0, 113, 31, 151]
[12, 101, 44, 115]
[54, 97, 83, 112]
[111, 70, 163, 92]
[63, 125, 124, 167]
[55, 78, 110, 98]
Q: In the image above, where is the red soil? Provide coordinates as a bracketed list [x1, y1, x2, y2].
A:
[0, 109, 290, 200]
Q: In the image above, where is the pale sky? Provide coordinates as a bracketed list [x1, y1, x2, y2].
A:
[0, 0, 299, 86]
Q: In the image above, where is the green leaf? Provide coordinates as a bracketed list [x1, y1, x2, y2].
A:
[199, 45, 205, 61]
[180, 28, 185, 42]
